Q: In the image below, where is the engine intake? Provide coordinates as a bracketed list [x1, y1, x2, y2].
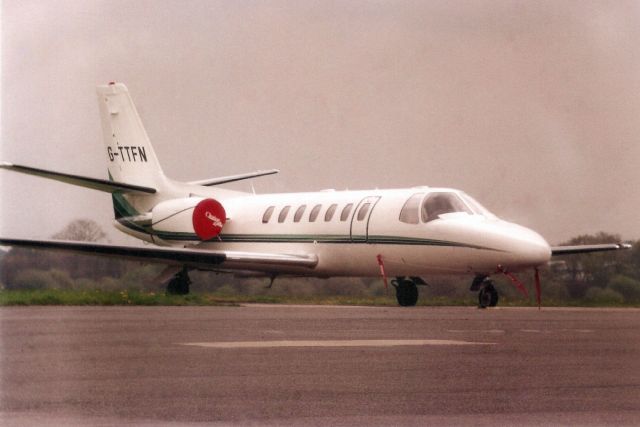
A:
[192, 198, 226, 240]
[151, 197, 226, 241]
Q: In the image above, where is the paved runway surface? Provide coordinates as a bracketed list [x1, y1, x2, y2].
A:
[1, 305, 639, 426]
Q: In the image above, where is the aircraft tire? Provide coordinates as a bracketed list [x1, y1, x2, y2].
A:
[478, 283, 498, 308]
[166, 269, 191, 295]
[396, 280, 418, 307]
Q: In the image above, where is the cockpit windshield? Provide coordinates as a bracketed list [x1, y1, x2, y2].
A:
[399, 191, 496, 224]
[459, 192, 496, 219]
[421, 192, 472, 222]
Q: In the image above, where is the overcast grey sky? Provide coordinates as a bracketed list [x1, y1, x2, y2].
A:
[2, 0, 640, 244]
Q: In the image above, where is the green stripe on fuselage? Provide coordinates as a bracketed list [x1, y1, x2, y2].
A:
[116, 223, 499, 251]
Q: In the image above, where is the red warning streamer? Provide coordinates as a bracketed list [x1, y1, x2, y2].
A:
[534, 268, 542, 310]
[496, 265, 529, 298]
[376, 254, 389, 290]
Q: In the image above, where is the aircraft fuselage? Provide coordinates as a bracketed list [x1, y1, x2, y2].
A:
[115, 186, 552, 278]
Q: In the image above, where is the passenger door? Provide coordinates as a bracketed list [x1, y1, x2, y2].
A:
[350, 196, 381, 242]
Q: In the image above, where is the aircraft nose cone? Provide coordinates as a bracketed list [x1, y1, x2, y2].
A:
[511, 224, 552, 267]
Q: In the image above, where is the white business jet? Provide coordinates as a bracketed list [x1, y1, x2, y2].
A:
[0, 83, 629, 307]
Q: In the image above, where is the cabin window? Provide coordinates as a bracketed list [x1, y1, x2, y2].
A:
[262, 206, 275, 223]
[278, 206, 291, 223]
[294, 205, 306, 222]
[325, 204, 338, 221]
[340, 203, 354, 221]
[357, 203, 371, 221]
[309, 204, 322, 222]
[399, 193, 424, 224]
[422, 192, 472, 222]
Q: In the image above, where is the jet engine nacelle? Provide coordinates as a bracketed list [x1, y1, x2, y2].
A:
[151, 197, 226, 241]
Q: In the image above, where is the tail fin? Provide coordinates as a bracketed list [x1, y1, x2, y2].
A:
[96, 83, 168, 190]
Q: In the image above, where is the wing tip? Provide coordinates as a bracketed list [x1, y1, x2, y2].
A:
[551, 243, 632, 256]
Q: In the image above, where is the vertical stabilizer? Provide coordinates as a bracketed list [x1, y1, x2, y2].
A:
[96, 83, 167, 190]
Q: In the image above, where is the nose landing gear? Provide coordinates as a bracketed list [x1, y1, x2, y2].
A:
[478, 281, 499, 308]
[471, 268, 543, 309]
[471, 275, 499, 308]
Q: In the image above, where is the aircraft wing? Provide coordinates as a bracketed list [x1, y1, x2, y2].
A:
[551, 243, 632, 256]
[0, 238, 318, 273]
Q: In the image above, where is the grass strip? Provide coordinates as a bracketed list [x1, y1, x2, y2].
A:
[2, 289, 638, 307]
[0, 289, 471, 306]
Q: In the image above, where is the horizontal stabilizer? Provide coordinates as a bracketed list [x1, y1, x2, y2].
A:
[0, 162, 156, 194]
[0, 238, 318, 272]
[551, 243, 632, 256]
[189, 169, 279, 186]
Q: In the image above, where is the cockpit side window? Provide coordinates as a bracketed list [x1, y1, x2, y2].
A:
[422, 192, 472, 222]
[399, 193, 424, 224]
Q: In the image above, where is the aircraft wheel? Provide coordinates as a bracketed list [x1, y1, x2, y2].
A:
[166, 268, 191, 295]
[396, 280, 419, 307]
[478, 282, 498, 308]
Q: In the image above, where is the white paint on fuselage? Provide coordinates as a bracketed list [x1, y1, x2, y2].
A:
[116, 185, 552, 278]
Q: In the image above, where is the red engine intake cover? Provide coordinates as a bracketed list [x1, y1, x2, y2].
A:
[192, 198, 226, 241]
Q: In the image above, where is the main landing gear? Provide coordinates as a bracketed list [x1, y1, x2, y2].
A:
[166, 267, 191, 295]
[391, 277, 426, 307]
[471, 275, 499, 308]
[478, 282, 499, 308]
